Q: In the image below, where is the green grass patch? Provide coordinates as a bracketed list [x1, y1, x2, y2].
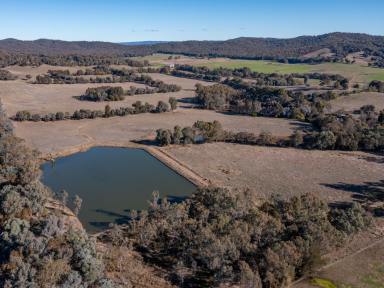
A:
[197, 60, 312, 74]
[132, 53, 172, 62]
[194, 60, 384, 84]
[361, 264, 384, 288]
[311, 278, 338, 288]
[366, 72, 384, 82]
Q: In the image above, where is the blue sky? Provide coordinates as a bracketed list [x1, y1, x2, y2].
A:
[1, 0, 383, 42]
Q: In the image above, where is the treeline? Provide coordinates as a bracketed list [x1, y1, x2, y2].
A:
[107, 186, 370, 287]
[0, 100, 114, 287]
[371, 58, 384, 68]
[79, 85, 163, 101]
[34, 68, 182, 93]
[156, 109, 384, 152]
[167, 64, 349, 87]
[13, 98, 176, 122]
[0, 69, 17, 80]
[0, 53, 149, 68]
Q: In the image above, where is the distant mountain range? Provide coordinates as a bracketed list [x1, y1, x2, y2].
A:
[0, 33, 383, 61]
[120, 41, 169, 46]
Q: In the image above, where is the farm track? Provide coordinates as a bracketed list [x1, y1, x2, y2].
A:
[291, 223, 384, 287]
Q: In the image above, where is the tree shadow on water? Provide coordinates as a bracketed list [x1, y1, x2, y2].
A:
[166, 195, 189, 204]
[89, 195, 190, 230]
[89, 209, 131, 230]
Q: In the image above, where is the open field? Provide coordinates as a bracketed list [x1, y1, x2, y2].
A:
[163, 142, 384, 203]
[191, 59, 384, 84]
[5, 64, 93, 78]
[13, 110, 303, 156]
[133, 53, 384, 84]
[1, 80, 155, 115]
[0, 66, 217, 115]
[197, 60, 313, 74]
[330, 92, 384, 112]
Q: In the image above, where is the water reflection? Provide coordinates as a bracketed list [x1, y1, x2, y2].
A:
[41, 147, 196, 232]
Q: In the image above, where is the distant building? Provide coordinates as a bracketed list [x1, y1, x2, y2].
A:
[168, 63, 175, 69]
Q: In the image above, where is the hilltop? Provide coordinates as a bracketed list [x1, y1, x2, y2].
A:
[0, 33, 383, 63]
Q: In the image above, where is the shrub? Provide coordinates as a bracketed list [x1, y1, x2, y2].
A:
[156, 101, 169, 113]
[81, 86, 125, 101]
[0, 69, 17, 80]
[156, 129, 172, 146]
[257, 131, 275, 145]
[169, 97, 177, 110]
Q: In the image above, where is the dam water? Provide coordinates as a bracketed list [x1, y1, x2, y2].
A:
[41, 147, 196, 232]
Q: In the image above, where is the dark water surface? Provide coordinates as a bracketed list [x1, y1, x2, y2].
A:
[41, 147, 196, 232]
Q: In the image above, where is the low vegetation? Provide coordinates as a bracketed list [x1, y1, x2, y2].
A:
[0, 100, 114, 287]
[105, 186, 370, 287]
[0, 69, 17, 80]
[368, 80, 384, 92]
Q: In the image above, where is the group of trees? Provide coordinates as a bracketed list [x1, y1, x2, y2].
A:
[80, 86, 125, 101]
[156, 120, 224, 146]
[194, 81, 342, 121]
[371, 57, 384, 68]
[0, 69, 17, 80]
[14, 98, 176, 122]
[368, 80, 384, 92]
[0, 100, 114, 287]
[300, 105, 384, 151]
[109, 186, 370, 287]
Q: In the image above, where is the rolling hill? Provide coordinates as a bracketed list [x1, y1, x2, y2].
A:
[0, 33, 383, 61]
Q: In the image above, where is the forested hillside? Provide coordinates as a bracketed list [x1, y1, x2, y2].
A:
[151, 32, 384, 60]
[1, 33, 383, 62]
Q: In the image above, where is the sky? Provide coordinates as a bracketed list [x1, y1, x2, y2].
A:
[0, 0, 383, 42]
